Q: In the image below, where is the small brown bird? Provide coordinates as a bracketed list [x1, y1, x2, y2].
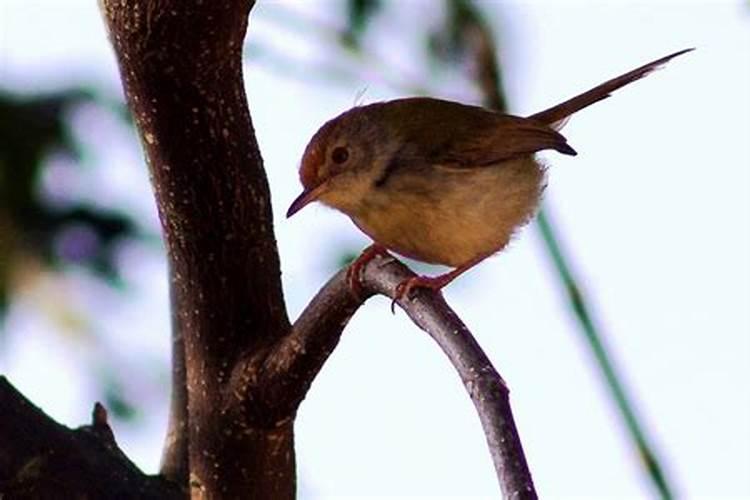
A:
[287, 49, 692, 300]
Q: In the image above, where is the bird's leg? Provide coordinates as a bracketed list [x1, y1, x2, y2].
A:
[393, 252, 492, 307]
[346, 243, 392, 298]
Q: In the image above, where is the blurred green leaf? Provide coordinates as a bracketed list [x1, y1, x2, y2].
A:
[103, 377, 139, 422]
[342, 0, 382, 49]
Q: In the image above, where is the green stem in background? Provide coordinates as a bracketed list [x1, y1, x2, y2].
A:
[446, 0, 676, 495]
[536, 207, 673, 500]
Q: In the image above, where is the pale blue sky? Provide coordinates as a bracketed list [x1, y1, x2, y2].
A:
[1, 1, 749, 498]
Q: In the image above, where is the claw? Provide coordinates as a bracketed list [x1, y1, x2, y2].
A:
[347, 244, 390, 299]
[390, 275, 450, 314]
[350, 248, 488, 313]
[390, 278, 417, 313]
[390, 279, 410, 314]
[388, 253, 494, 312]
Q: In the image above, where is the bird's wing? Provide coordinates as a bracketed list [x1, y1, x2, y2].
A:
[380, 98, 577, 172]
[435, 114, 577, 168]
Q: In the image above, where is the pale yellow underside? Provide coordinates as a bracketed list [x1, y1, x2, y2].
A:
[321, 157, 545, 267]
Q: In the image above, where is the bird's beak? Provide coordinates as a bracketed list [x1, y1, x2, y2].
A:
[286, 182, 327, 218]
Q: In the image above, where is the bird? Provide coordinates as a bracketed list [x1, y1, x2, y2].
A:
[287, 48, 693, 302]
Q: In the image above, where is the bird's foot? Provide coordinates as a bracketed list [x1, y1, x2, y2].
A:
[346, 244, 391, 299]
[391, 274, 452, 313]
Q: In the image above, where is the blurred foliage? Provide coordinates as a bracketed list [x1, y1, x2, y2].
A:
[341, 0, 480, 71]
[430, 0, 507, 111]
[101, 370, 139, 421]
[428, 0, 475, 64]
[342, 0, 382, 48]
[0, 88, 140, 323]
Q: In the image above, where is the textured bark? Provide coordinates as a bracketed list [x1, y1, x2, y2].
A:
[159, 295, 188, 484]
[0, 377, 183, 499]
[307, 257, 536, 499]
[100, 1, 295, 497]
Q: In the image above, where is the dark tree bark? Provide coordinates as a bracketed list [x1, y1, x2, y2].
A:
[99, 1, 295, 497]
[0, 1, 536, 498]
[0, 377, 182, 499]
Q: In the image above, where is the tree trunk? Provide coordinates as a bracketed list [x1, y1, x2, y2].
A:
[101, 1, 294, 497]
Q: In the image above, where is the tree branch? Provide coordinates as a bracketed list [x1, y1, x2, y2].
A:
[362, 256, 536, 499]
[250, 268, 365, 420]
[0, 376, 182, 499]
[271, 255, 536, 499]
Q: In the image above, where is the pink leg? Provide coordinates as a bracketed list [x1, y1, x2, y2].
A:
[346, 243, 391, 298]
[394, 252, 492, 303]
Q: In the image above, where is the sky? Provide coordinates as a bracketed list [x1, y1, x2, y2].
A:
[1, 1, 749, 499]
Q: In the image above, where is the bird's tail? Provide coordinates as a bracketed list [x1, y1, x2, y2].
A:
[529, 48, 694, 129]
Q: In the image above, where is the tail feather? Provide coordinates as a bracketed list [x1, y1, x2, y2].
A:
[529, 48, 694, 127]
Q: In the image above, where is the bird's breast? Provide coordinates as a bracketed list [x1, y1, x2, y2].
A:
[351, 157, 546, 267]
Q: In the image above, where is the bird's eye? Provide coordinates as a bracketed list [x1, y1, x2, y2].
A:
[331, 146, 349, 164]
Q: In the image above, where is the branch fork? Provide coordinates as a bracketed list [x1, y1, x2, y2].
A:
[0, 2, 537, 498]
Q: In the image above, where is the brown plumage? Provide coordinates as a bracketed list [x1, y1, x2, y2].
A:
[288, 49, 693, 296]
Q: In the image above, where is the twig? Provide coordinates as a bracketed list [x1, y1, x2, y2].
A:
[279, 256, 537, 499]
[239, 267, 364, 421]
[363, 256, 536, 499]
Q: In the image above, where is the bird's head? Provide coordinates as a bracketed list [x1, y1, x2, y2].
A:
[286, 104, 396, 218]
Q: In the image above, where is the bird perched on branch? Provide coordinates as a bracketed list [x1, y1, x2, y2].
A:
[287, 48, 693, 301]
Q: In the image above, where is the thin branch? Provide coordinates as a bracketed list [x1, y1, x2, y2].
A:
[254, 268, 364, 419]
[362, 256, 536, 500]
[274, 256, 536, 499]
